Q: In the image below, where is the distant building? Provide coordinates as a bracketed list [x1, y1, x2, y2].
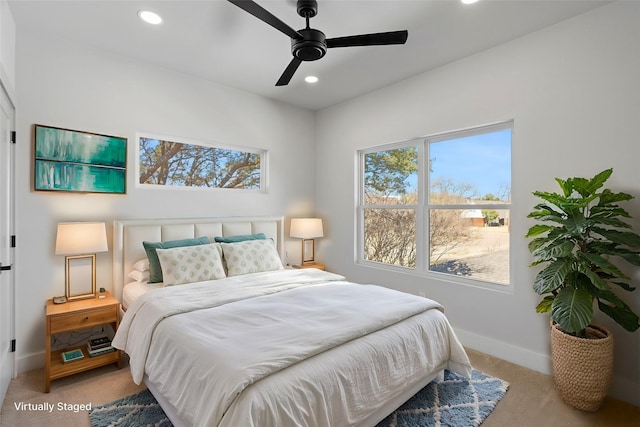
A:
[461, 209, 485, 227]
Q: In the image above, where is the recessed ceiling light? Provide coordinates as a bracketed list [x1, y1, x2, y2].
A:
[305, 76, 319, 83]
[138, 10, 162, 25]
[461, 0, 479, 4]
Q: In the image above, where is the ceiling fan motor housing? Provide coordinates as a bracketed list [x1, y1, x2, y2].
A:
[297, 0, 318, 18]
[291, 28, 327, 61]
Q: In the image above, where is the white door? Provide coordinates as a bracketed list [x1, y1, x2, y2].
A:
[0, 84, 15, 405]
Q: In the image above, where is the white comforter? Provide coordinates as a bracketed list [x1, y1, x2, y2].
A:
[113, 269, 471, 427]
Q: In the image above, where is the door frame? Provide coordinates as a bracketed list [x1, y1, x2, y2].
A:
[0, 81, 16, 406]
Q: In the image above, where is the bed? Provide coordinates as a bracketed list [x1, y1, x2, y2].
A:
[111, 216, 472, 427]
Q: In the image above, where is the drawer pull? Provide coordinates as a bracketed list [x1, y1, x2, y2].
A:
[85, 317, 89, 321]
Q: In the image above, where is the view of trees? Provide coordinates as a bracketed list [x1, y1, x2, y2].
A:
[429, 178, 477, 265]
[362, 143, 510, 284]
[363, 146, 418, 267]
[138, 137, 262, 189]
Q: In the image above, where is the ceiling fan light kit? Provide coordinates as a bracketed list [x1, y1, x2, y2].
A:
[228, 0, 408, 86]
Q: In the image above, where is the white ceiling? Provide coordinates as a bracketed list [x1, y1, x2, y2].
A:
[9, 0, 610, 110]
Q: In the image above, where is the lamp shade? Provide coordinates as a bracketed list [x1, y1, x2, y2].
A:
[290, 218, 324, 239]
[55, 222, 108, 255]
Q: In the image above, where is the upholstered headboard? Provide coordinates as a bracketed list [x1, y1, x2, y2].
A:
[112, 216, 284, 302]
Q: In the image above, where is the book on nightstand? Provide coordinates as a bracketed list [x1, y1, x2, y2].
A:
[88, 336, 111, 349]
[61, 349, 84, 363]
[86, 343, 115, 357]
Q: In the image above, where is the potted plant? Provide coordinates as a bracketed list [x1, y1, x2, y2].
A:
[525, 168, 640, 411]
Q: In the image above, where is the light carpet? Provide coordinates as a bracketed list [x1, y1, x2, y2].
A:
[89, 369, 508, 427]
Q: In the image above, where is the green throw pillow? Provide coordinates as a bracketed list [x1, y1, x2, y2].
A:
[143, 236, 210, 283]
[214, 233, 266, 243]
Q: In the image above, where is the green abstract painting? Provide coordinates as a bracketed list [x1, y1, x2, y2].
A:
[34, 125, 127, 194]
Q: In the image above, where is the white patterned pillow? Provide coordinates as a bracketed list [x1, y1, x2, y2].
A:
[221, 240, 283, 277]
[156, 243, 226, 286]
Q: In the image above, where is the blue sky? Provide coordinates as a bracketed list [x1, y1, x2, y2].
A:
[428, 129, 511, 199]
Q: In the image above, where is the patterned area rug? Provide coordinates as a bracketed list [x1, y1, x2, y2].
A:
[376, 370, 509, 427]
[89, 388, 172, 427]
[89, 369, 508, 427]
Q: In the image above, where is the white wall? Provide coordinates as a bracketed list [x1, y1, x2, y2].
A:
[14, 32, 316, 371]
[315, 1, 640, 406]
[0, 0, 15, 100]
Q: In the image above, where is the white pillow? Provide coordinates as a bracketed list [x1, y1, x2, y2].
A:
[132, 258, 150, 272]
[127, 269, 150, 283]
[156, 243, 226, 286]
[221, 240, 283, 277]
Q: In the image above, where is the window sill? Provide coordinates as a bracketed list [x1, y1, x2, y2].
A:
[356, 259, 514, 294]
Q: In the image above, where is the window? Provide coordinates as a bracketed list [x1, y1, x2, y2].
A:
[362, 144, 418, 267]
[359, 122, 512, 286]
[137, 134, 266, 191]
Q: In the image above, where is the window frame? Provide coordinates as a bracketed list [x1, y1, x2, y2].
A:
[357, 121, 513, 292]
[358, 140, 423, 269]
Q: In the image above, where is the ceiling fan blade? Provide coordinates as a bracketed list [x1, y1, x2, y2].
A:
[276, 57, 303, 86]
[326, 30, 408, 48]
[228, 0, 302, 40]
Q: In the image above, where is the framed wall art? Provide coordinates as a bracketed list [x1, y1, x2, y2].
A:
[34, 124, 127, 194]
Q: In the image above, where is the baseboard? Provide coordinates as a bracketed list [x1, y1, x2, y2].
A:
[454, 327, 640, 407]
[16, 351, 44, 376]
[454, 327, 552, 375]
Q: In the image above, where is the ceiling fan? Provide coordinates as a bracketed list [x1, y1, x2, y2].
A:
[227, 0, 409, 86]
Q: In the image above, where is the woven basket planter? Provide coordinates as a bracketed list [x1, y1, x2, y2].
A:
[550, 322, 613, 412]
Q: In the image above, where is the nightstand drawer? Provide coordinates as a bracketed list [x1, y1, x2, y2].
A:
[49, 306, 117, 334]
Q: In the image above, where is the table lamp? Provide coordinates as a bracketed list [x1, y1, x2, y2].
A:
[290, 218, 324, 265]
[55, 222, 108, 301]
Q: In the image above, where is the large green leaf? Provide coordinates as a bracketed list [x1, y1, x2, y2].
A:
[593, 289, 640, 332]
[588, 216, 632, 229]
[597, 188, 634, 207]
[580, 252, 628, 279]
[532, 240, 575, 259]
[615, 250, 640, 267]
[563, 208, 587, 235]
[610, 281, 636, 292]
[576, 259, 609, 290]
[527, 230, 569, 258]
[588, 242, 640, 265]
[567, 177, 592, 198]
[527, 237, 547, 254]
[551, 288, 593, 333]
[527, 204, 566, 223]
[533, 259, 573, 294]
[532, 192, 580, 210]
[590, 205, 632, 220]
[592, 228, 640, 246]
[554, 177, 571, 197]
[584, 168, 613, 195]
[536, 295, 554, 313]
[525, 224, 554, 238]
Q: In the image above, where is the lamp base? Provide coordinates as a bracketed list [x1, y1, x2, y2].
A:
[65, 254, 97, 301]
[292, 263, 325, 271]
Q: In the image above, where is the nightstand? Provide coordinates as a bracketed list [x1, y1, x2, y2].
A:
[45, 292, 122, 392]
[292, 263, 325, 271]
